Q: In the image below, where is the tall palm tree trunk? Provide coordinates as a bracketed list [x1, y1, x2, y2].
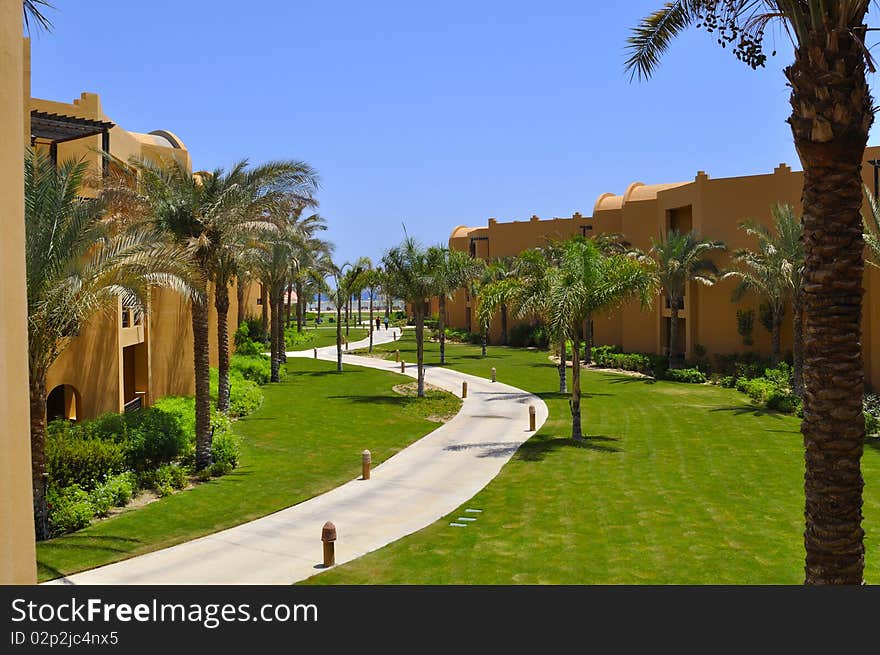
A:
[570, 334, 582, 441]
[668, 296, 679, 370]
[558, 338, 567, 394]
[438, 295, 447, 365]
[296, 280, 305, 333]
[358, 295, 362, 326]
[345, 297, 350, 337]
[192, 296, 213, 471]
[369, 289, 374, 353]
[788, 30, 871, 585]
[236, 278, 246, 329]
[285, 282, 293, 327]
[215, 282, 232, 413]
[336, 300, 343, 372]
[270, 288, 283, 382]
[29, 377, 49, 540]
[501, 304, 508, 346]
[386, 294, 391, 317]
[771, 314, 782, 367]
[793, 292, 804, 396]
[317, 293, 322, 324]
[415, 305, 426, 398]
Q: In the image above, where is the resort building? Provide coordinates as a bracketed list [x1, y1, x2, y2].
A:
[444, 148, 880, 388]
[1, 9, 37, 584]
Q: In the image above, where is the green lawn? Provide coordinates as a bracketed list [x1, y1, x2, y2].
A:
[36, 357, 459, 581]
[309, 332, 880, 584]
[289, 326, 369, 349]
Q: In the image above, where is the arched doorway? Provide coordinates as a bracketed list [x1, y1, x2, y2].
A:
[46, 384, 80, 422]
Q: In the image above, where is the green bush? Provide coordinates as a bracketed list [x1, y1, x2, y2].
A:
[664, 368, 707, 384]
[719, 375, 736, 388]
[444, 327, 482, 345]
[142, 463, 189, 497]
[732, 363, 799, 414]
[48, 484, 95, 536]
[46, 422, 127, 490]
[228, 371, 263, 417]
[230, 354, 271, 384]
[210, 430, 241, 477]
[509, 323, 551, 349]
[123, 408, 188, 472]
[97, 471, 137, 507]
[239, 317, 268, 346]
[864, 393, 880, 435]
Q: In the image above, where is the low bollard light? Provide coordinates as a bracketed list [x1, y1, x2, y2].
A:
[529, 405, 536, 431]
[345, 339, 349, 352]
[393, 331, 397, 341]
[462, 381, 468, 399]
[362, 449, 371, 480]
[313, 348, 318, 359]
[400, 360, 406, 373]
[491, 367, 497, 383]
[395, 349, 400, 362]
[321, 521, 337, 567]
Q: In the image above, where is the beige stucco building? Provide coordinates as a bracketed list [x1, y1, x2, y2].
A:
[1, 6, 37, 584]
[445, 148, 880, 388]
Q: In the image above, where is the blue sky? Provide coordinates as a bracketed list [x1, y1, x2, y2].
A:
[28, 1, 880, 265]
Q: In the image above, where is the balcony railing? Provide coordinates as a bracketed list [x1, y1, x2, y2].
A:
[123, 396, 142, 413]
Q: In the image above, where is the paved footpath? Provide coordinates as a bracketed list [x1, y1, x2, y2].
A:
[49, 328, 547, 585]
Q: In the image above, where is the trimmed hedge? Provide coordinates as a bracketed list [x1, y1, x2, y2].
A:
[664, 368, 707, 384]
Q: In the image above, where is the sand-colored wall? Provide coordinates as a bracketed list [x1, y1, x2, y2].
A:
[447, 150, 880, 387]
[0, 12, 37, 584]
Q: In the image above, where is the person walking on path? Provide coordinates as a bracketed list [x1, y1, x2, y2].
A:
[376, 316, 381, 331]
[383, 316, 389, 331]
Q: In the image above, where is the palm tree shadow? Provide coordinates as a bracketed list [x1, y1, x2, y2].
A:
[516, 433, 623, 462]
[866, 436, 880, 453]
[709, 405, 785, 419]
[604, 374, 656, 385]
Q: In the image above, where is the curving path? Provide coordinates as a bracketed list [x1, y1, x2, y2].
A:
[48, 327, 548, 585]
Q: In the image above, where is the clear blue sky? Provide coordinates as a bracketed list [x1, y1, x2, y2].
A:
[28, 1, 880, 266]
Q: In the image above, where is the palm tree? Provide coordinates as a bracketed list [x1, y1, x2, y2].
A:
[118, 157, 318, 459]
[509, 247, 569, 393]
[25, 150, 193, 539]
[428, 247, 484, 365]
[479, 257, 516, 345]
[725, 205, 804, 371]
[548, 239, 656, 441]
[382, 238, 437, 397]
[363, 267, 383, 353]
[627, 0, 874, 585]
[649, 230, 725, 369]
[329, 260, 369, 372]
[23, 1, 52, 33]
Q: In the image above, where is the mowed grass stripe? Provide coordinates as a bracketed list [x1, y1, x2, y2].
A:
[308, 333, 879, 584]
[37, 356, 458, 581]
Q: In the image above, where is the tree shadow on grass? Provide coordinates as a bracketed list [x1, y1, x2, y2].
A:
[516, 433, 623, 462]
[866, 437, 880, 453]
[709, 405, 786, 419]
[604, 375, 656, 385]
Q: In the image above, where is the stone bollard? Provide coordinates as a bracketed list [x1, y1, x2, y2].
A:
[529, 405, 536, 431]
[395, 350, 400, 362]
[393, 331, 397, 341]
[491, 367, 497, 383]
[345, 339, 349, 352]
[321, 521, 337, 567]
[462, 381, 468, 399]
[400, 360, 406, 373]
[362, 450, 371, 480]
[313, 348, 318, 359]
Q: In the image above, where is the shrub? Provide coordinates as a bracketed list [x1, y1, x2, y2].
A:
[99, 471, 137, 507]
[143, 463, 189, 497]
[509, 323, 551, 349]
[664, 368, 707, 384]
[48, 485, 95, 536]
[444, 328, 482, 344]
[864, 393, 880, 435]
[210, 430, 241, 476]
[46, 422, 127, 490]
[230, 354, 271, 384]
[228, 371, 263, 417]
[719, 375, 736, 388]
[240, 317, 268, 345]
[123, 408, 188, 472]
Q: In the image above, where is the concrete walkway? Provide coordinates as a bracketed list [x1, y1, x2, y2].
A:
[49, 328, 548, 585]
